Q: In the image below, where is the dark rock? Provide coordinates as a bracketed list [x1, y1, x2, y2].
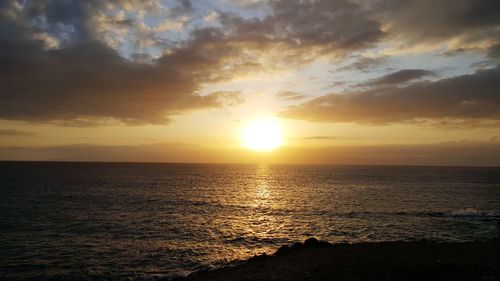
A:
[275, 245, 290, 256]
[303, 238, 330, 248]
[170, 239, 500, 281]
[304, 238, 320, 248]
[247, 253, 268, 263]
[290, 242, 303, 249]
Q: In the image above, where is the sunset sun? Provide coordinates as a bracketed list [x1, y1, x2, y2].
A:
[242, 117, 283, 151]
[2, 1, 499, 280]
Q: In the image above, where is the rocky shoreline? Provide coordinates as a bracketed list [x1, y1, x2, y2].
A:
[170, 238, 500, 281]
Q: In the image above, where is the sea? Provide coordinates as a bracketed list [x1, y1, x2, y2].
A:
[1, 162, 499, 280]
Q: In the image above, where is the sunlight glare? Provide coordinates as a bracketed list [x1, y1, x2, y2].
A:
[242, 117, 283, 151]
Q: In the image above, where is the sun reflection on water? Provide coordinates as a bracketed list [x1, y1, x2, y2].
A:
[253, 164, 271, 208]
[236, 164, 291, 253]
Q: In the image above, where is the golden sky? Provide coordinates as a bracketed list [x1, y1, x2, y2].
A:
[0, 0, 499, 165]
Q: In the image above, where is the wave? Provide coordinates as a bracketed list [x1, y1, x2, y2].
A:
[423, 208, 500, 220]
[307, 209, 500, 220]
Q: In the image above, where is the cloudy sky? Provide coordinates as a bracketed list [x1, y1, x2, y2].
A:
[0, 0, 499, 165]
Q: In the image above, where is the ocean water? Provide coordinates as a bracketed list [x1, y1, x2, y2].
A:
[1, 162, 499, 280]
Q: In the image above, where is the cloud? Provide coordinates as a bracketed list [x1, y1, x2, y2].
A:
[0, 1, 247, 125]
[172, 0, 193, 14]
[0, 39, 243, 125]
[362, 69, 436, 87]
[470, 60, 498, 71]
[1, 140, 499, 166]
[198, 91, 244, 106]
[281, 67, 500, 124]
[0, 0, 381, 127]
[0, 0, 499, 127]
[373, 0, 500, 52]
[337, 56, 388, 72]
[217, 0, 385, 61]
[231, 0, 500, 57]
[296, 136, 364, 141]
[154, 16, 189, 32]
[225, 0, 267, 8]
[0, 129, 36, 136]
[224, 1, 500, 59]
[276, 91, 306, 100]
[7, 0, 161, 47]
[279, 141, 500, 166]
[488, 43, 500, 59]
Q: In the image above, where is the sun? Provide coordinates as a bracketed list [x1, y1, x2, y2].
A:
[242, 117, 283, 151]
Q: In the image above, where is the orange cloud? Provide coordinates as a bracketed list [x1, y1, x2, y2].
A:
[281, 68, 500, 125]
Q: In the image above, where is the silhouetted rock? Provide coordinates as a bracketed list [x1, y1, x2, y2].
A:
[247, 253, 268, 263]
[303, 237, 319, 247]
[175, 238, 500, 281]
[303, 237, 330, 248]
[290, 242, 302, 249]
[275, 245, 290, 256]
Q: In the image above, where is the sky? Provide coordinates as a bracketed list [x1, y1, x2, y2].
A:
[0, 0, 499, 165]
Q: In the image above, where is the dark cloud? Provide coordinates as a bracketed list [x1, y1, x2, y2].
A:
[470, 60, 497, 71]
[225, 0, 500, 61]
[442, 48, 468, 57]
[169, 0, 193, 16]
[7, 0, 160, 45]
[0, 129, 36, 136]
[221, 0, 500, 59]
[337, 56, 388, 72]
[362, 69, 436, 87]
[281, 67, 500, 124]
[0, 38, 243, 125]
[219, 0, 385, 56]
[373, 0, 500, 45]
[488, 43, 500, 59]
[0, 1, 244, 125]
[177, 0, 192, 11]
[264, 0, 384, 49]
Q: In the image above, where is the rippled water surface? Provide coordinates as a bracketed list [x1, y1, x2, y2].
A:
[1, 162, 500, 280]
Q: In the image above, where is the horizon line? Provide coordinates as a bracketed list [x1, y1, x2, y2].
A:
[1, 160, 499, 168]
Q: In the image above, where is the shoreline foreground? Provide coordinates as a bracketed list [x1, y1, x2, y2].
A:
[171, 238, 500, 281]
